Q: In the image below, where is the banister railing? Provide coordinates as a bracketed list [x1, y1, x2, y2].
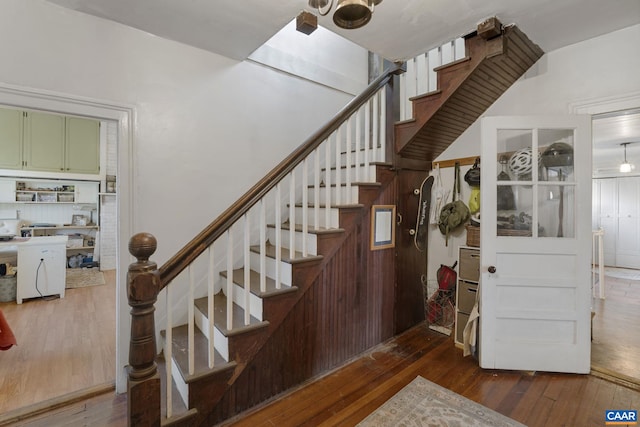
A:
[127, 62, 405, 425]
[158, 61, 405, 288]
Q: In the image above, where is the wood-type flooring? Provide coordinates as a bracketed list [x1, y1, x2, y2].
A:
[1, 268, 638, 426]
[0, 270, 116, 421]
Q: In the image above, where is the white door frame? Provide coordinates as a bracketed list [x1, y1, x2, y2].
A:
[0, 82, 135, 393]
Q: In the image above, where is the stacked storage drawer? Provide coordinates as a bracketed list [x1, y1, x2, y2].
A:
[455, 246, 480, 347]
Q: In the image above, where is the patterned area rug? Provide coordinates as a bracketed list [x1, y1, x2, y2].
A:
[357, 376, 525, 427]
[65, 268, 105, 289]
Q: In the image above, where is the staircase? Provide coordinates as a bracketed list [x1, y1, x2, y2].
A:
[395, 21, 544, 162]
[125, 19, 544, 426]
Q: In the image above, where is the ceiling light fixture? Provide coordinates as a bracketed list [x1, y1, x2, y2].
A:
[619, 142, 634, 173]
[308, 0, 383, 30]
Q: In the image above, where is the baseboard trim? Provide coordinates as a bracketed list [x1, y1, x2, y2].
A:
[0, 382, 115, 426]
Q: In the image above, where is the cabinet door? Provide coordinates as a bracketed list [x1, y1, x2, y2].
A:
[65, 117, 99, 174]
[75, 181, 99, 204]
[0, 108, 24, 169]
[0, 179, 15, 203]
[24, 111, 65, 172]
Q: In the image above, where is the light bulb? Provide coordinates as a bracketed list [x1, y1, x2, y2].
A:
[620, 162, 632, 173]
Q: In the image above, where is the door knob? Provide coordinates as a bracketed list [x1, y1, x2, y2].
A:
[488, 266, 496, 273]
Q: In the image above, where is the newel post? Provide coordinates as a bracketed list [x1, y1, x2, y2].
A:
[127, 232, 162, 427]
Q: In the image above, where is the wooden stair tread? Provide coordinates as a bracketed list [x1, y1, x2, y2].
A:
[292, 202, 363, 210]
[220, 268, 299, 298]
[161, 324, 237, 383]
[266, 222, 344, 235]
[323, 161, 391, 171]
[408, 89, 442, 102]
[194, 293, 270, 337]
[308, 182, 382, 189]
[249, 242, 324, 264]
[433, 56, 471, 72]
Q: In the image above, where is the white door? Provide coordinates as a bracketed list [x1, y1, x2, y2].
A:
[480, 115, 592, 373]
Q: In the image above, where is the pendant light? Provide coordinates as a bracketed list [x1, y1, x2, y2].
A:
[307, 0, 382, 29]
[619, 142, 633, 173]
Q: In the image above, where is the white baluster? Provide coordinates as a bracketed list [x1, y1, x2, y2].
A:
[314, 148, 320, 231]
[355, 108, 361, 185]
[404, 57, 416, 120]
[165, 284, 173, 418]
[441, 40, 453, 64]
[372, 94, 379, 163]
[188, 265, 194, 375]
[325, 134, 332, 229]
[208, 246, 215, 368]
[416, 53, 427, 95]
[364, 100, 371, 182]
[260, 199, 266, 293]
[427, 47, 440, 93]
[399, 71, 407, 121]
[289, 171, 296, 259]
[244, 214, 250, 325]
[346, 118, 352, 203]
[380, 89, 387, 162]
[226, 229, 233, 331]
[302, 159, 308, 257]
[454, 37, 465, 60]
[275, 183, 282, 289]
[335, 126, 342, 206]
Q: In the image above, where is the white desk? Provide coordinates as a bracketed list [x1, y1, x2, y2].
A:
[0, 236, 67, 303]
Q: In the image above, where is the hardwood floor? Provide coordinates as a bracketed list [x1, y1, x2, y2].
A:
[226, 325, 640, 427]
[591, 267, 640, 380]
[0, 269, 116, 420]
[7, 324, 640, 427]
[2, 268, 638, 426]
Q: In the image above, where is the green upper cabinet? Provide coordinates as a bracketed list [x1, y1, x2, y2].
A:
[24, 111, 65, 172]
[0, 107, 100, 175]
[65, 117, 100, 174]
[0, 108, 24, 170]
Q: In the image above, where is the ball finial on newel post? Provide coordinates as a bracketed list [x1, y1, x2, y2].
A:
[128, 232, 157, 262]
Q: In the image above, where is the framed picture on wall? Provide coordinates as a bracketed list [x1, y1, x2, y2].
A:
[370, 205, 396, 250]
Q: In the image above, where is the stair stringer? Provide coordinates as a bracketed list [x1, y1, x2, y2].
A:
[395, 25, 544, 161]
[193, 164, 396, 425]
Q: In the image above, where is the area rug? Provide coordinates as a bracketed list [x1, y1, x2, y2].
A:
[357, 376, 525, 427]
[65, 268, 105, 289]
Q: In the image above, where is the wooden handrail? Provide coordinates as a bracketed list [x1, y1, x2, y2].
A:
[158, 62, 406, 287]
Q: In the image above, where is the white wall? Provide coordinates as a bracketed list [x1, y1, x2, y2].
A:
[428, 24, 640, 281]
[0, 0, 368, 393]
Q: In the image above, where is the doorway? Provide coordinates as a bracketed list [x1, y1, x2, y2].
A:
[0, 83, 133, 417]
[591, 107, 640, 383]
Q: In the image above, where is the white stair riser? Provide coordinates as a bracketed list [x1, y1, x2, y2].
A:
[293, 206, 340, 228]
[249, 251, 292, 286]
[194, 310, 229, 361]
[322, 164, 378, 184]
[171, 357, 189, 408]
[231, 282, 263, 321]
[266, 227, 317, 255]
[307, 186, 359, 206]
